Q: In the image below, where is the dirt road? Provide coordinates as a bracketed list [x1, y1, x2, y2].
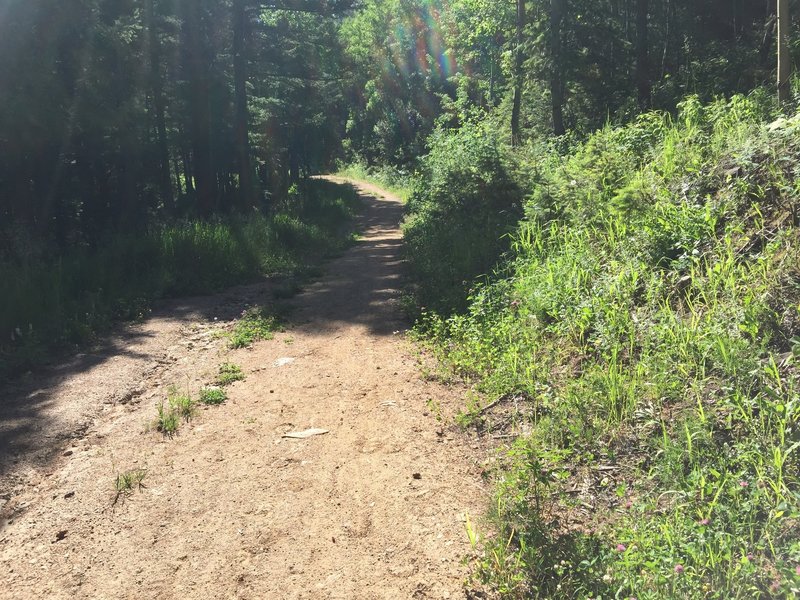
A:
[0, 179, 485, 599]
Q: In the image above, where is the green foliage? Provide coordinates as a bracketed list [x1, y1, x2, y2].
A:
[217, 363, 245, 387]
[418, 94, 800, 597]
[403, 121, 525, 314]
[199, 387, 227, 406]
[167, 386, 195, 422]
[155, 386, 195, 437]
[113, 468, 147, 505]
[228, 306, 283, 349]
[0, 180, 359, 381]
[340, 0, 453, 166]
[155, 401, 180, 437]
[154, 385, 196, 436]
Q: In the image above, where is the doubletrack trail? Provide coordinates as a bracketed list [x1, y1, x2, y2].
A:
[0, 178, 485, 599]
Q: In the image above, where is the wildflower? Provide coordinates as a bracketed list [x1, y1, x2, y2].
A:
[746, 553, 754, 562]
[796, 565, 800, 576]
[699, 518, 710, 526]
[674, 564, 685, 574]
[770, 580, 781, 593]
[739, 480, 749, 488]
[602, 573, 612, 583]
[616, 544, 627, 552]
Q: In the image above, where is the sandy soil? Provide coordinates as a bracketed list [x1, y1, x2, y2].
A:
[0, 179, 487, 599]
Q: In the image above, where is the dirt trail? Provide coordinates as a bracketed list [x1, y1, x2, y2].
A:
[0, 179, 485, 599]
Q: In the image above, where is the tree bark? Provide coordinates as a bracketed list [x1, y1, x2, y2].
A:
[511, 0, 526, 146]
[636, 0, 651, 109]
[181, 0, 215, 217]
[144, 0, 174, 212]
[778, 0, 791, 105]
[233, 0, 256, 209]
[550, 0, 566, 136]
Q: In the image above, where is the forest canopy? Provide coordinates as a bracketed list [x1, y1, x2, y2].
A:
[1, 0, 792, 256]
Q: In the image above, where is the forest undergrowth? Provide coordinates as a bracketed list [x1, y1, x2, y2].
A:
[407, 92, 800, 598]
[0, 179, 360, 381]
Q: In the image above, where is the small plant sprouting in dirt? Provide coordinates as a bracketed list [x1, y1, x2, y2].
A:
[156, 400, 180, 436]
[199, 386, 227, 405]
[113, 467, 147, 505]
[217, 362, 245, 386]
[153, 386, 195, 435]
[168, 386, 195, 422]
[425, 398, 443, 422]
[229, 305, 284, 349]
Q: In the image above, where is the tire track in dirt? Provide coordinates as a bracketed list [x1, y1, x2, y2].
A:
[0, 178, 486, 599]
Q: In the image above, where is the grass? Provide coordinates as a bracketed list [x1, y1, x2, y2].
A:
[335, 161, 412, 201]
[168, 386, 195, 422]
[199, 386, 227, 405]
[113, 467, 147, 505]
[228, 305, 284, 349]
[154, 386, 195, 436]
[155, 401, 180, 436]
[411, 92, 800, 598]
[217, 362, 245, 386]
[0, 179, 361, 381]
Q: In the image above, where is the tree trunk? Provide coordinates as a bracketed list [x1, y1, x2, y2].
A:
[511, 0, 526, 146]
[181, 0, 215, 217]
[636, 0, 651, 109]
[233, 0, 256, 209]
[778, 0, 791, 105]
[144, 0, 174, 212]
[550, 0, 566, 136]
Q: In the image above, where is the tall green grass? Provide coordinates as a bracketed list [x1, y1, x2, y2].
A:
[411, 93, 800, 597]
[1, 179, 360, 380]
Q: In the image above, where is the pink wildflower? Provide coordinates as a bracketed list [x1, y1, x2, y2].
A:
[739, 480, 749, 488]
[616, 544, 626, 552]
[674, 564, 685, 574]
[699, 518, 710, 526]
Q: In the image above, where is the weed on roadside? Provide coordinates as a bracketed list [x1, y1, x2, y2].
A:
[113, 467, 147, 505]
[229, 306, 284, 349]
[168, 386, 195, 422]
[155, 400, 179, 436]
[153, 386, 195, 436]
[199, 386, 227, 405]
[217, 362, 245, 386]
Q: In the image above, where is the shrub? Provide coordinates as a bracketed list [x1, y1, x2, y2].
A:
[403, 121, 524, 314]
